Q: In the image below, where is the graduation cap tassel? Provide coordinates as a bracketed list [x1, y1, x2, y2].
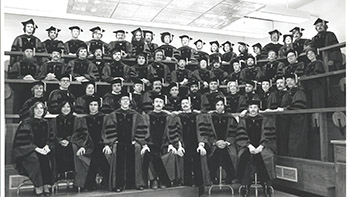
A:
[100, 98, 103, 108]
[43, 81, 47, 92]
[165, 95, 168, 105]
[188, 96, 191, 105]
[129, 92, 132, 101]
[142, 82, 145, 92]
[224, 96, 227, 106]
[33, 48, 36, 57]
[294, 73, 299, 84]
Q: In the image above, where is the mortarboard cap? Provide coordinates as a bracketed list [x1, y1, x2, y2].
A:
[90, 26, 105, 33]
[209, 41, 219, 46]
[222, 41, 234, 47]
[113, 30, 127, 34]
[214, 95, 225, 104]
[57, 73, 71, 81]
[179, 35, 192, 40]
[194, 39, 205, 45]
[238, 42, 249, 47]
[283, 34, 293, 42]
[245, 80, 255, 86]
[143, 30, 154, 36]
[109, 77, 124, 85]
[21, 19, 38, 28]
[151, 94, 166, 101]
[81, 80, 95, 88]
[247, 99, 261, 106]
[313, 18, 329, 25]
[289, 27, 305, 33]
[252, 43, 262, 49]
[168, 82, 178, 90]
[268, 29, 282, 36]
[150, 77, 162, 84]
[132, 78, 143, 85]
[46, 26, 61, 33]
[131, 28, 142, 35]
[69, 26, 83, 32]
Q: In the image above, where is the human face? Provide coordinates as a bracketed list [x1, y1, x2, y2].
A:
[135, 31, 142, 41]
[246, 58, 255, 66]
[209, 81, 218, 91]
[152, 81, 162, 92]
[196, 42, 203, 50]
[253, 47, 261, 54]
[145, 32, 153, 42]
[286, 78, 296, 88]
[181, 37, 189, 46]
[224, 43, 231, 52]
[120, 96, 130, 109]
[134, 84, 143, 93]
[153, 98, 164, 111]
[137, 56, 146, 65]
[170, 86, 179, 97]
[34, 103, 45, 118]
[94, 49, 103, 59]
[315, 23, 326, 32]
[51, 51, 61, 61]
[71, 29, 80, 38]
[233, 62, 240, 72]
[112, 52, 122, 61]
[215, 101, 224, 113]
[89, 101, 99, 114]
[33, 85, 44, 97]
[293, 31, 301, 41]
[307, 50, 317, 62]
[85, 84, 95, 95]
[78, 48, 87, 59]
[270, 32, 279, 42]
[49, 30, 58, 40]
[211, 44, 218, 52]
[245, 84, 253, 93]
[267, 51, 277, 60]
[213, 62, 221, 69]
[61, 102, 71, 115]
[24, 49, 33, 58]
[285, 36, 292, 45]
[238, 45, 246, 53]
[116, 32, 125, 41]
[59, 77, 71, 89]
[112, 83, 122, 93]
[261, 81, 270, 92]
[178, 59, 186, 68]
[199, 59, 207, 69]
[163, 35, 171, 44]
[248, 104, 259, 116]
[287, 52, 297, 64]
[181, 99, 191, 111]
[190, 84, 199, 93]
[25, 24, 34, 34]
[155, 51, 163, 61]
[276, 79, 285, 90]
[228, 82, 238, 94]
[93, 30, 102, 40]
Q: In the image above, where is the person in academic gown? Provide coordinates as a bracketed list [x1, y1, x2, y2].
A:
[147, 48, 171, 83]
[42, 26, 66, 54]
[177, 35, 196, 62]
[83, 96, 110, 190]
[208, 41, 222, 65]
[225, 81, 245, 113]
[239, 55, 262, 82]
[237, 99, 276, 197]
[131, 28, 145, 58]
[258, 77, 278, 111]
[197, 96, 249, 184]
[226, 58, 243, 85]
[86, 26, 109, 55]
[158, 32, 177, 60]
[143, 30, 158, 61]
[221, 41, 237, 64]
[187, 79, 202, 112]
[12, 102, 55, 196]
[64, 26, 87, 55]
[192, 57, 214, 90]
[141, 77, 164, 113]
[108, 30, 132, 58]
[278, 34, 294, 58]
[75, 80, 98, 114]
[193, 39, 209, 63]
[164, 82, 181, 112]
[101, 92, 148, 192]
[10, 19, 45, 66]
[132, 53, 150, 86]
[100, 78, 125, 114]
[261, 49, 285, 82]
[283, 49, 305, 77]
[200, 76, 224, 112]
[8, 46, 40, 80]
[290, 27, 310, 55]
[262, 29, 283, 57]
[91, 48, 106, 81]
[19, 81, 47, 120]
[252, 43, 265, 61]
[171, 56, 192, 84]
[68, 46, 98, 81]
[50, 100, 94, 189]
[38, 47, 69, 80]
[130, 78, 146, 113]
[47, 73, 75, 114]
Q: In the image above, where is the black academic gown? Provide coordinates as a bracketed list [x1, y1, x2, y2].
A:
[68, 58, 98, 81]
[108, 40, 132, 57]
[19, 97, 46, 121]
[101, 92, 123, 114]
[225, 93, 245, 113]
[86, 39, 109, 55]
[200, 91, 224, 112]
[91, 58, 106, 81]
[38, 61, 68, 80]
[47, 89, 75, 114]
[8, 59, 40, 79]
[303, 60, 326, 108]
[102, 61, 136, 82]
[12, 118, 56, 187]
[75, 95, 96, 114]
[64, 39, 87, 54]
[42, 39, 65, 54]
[10, 34, 45, 66]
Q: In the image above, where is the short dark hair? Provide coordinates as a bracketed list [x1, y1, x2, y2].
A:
[29, 101, 47, 118]
[58, 100, 74, 115]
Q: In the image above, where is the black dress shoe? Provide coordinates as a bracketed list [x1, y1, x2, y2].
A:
[137, 186, 144, 190]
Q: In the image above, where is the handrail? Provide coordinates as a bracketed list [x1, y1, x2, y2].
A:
[299, 69, 345, 81]
[5, 107, 345, 119]
[318, 42, 346, 52]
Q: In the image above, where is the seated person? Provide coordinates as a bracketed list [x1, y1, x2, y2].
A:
[177, 35, 196, 62]
[278, 34, 294, 58]
[86, 26, 108, 55]
[38, 46, 68, 80]
[68, 46, 98, 81]
[239, 55, 262, 82]
[211, 56, 228, 85]
[164, 82, 181, 112]
[200, 76, 224, 112]
[226, 58, 242, 84]
[101, 78, 125, 114]
[75, 80, 98, 114]
[131, 27, 145, 58]
[237, 99, 276, 197]
[8, 46, 40, 80]
[147, 49, 171, 83]
[192, 57, 214, 89]
[209, 41, 222, 66]
[42, 26, 65, 54]
[225, 81, 245, 113]
[221, 41, 237, 64]
[171, 56, 192, 85]
[257, 77, 278, 111]
[19, 80, 47, 120]
[284, 49, 305, 77]
[108, 29, 132, 58]
[64, 26, 87, 55]
[132, 53, 150, 86]
[158, 32, 176, 60]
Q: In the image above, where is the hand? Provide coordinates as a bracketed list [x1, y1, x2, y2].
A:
[197, 143, 207, 156]
[23, 75, 35, 81]
[45, 73, 56, 81]
[177, 143, 185, 157]
[59, 139, 69, 147]
[240, 110, 248, 117]
[193, 110, 201, 114]
[215, 140, 225, 147]
[182, 78, 188, 85]
[276, 107, 284, 112]
[165, 57, 172, 61]
[141, 78, 149, 85]
[35, 147, 47, 155]
[75, 76, 86, 82]
[217, 141, 227, 149]
[43, 145, 51, 154]
[255, 145, 264, 154]
[103, 145, 112, 155]
[141, 145, 150, 155]
[248, 144, 257, 154]
[203, 82, 209, 88]
[76, 147, 86, 156]
[168, 144, 177, 154]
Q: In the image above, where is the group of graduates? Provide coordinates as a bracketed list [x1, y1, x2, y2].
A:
[10, 16, 343, 197]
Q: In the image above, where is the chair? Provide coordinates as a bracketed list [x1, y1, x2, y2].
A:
[52, 171, 76, 193]
[208, 166, 234, 196]
[238, 173, 274, 197]
[16, 177, 32, 196]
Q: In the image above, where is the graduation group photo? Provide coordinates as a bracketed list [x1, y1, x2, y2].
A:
[1, 0, 347, 196]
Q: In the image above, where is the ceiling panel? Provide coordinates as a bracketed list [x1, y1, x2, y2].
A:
[166, 0, 222, 12]
[132, 5, 164, 21]
[67, 0, 118, 17]
[153, 8, 203, 25]
[111, 3, 141, 19]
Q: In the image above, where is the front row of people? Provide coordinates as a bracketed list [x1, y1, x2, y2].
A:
[12, 91, 276, 196]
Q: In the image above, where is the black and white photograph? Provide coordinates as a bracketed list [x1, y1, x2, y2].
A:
[0, 0, 347, 196]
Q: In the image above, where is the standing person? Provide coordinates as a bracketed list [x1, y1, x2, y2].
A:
[143, 30, 158, 61]
[86, 26, 109, 56]
[147, 49, 171, 83]
[258, 77, 278, 111]
[252, 43, 265, 61]
[262, 29, 283, 57]
[221, 41, 237, 64]
[50, 100, 93, 190]
[142, 95, 179, 189]
[239, 55, 263, 82]
[290, 27, 310, 55]
[101, 92, 149, 192]
[131, 27, 145, 58]
[261, 49, 285, 82]
[42, 26, 65, 54]
[83, 96, 110, 190]
[284, 50, 305, 77]
[193, 39, 209, 62]
[197, 96, 248, 184]
[164, 82, 181, 112]
[177, 35, 196, 61]
[8, 46, 40, 80]
[303, 48, 326, 108]
[10, 19, 45, 66]
[209, 41, 222, 65]
[12, 102, 55, 196]
[158, 32, 176, 60]
[130, 78, 145, 113]
[237, 99, 276, 197]
[312, 18, 343, 70]
[108, 30, 132, 58]
[65, 26, 87, 55]
[47, 73, 75, 114]
[19, 81, 46, 120]
[187, 80, 202, 112]
[75, 80, 97, 114]
[38, 47, 68, 80]
[68, 46, 98, 82]
[237, 42, 251, 68]
[132, 53, 150, 86]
